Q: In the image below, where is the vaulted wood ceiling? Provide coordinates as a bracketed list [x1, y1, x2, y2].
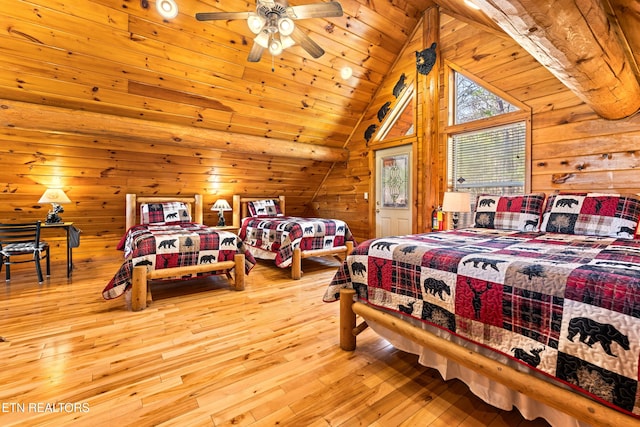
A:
[1, 0, 639, 159]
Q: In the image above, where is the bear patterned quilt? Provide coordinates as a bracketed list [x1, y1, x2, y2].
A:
[323, 228, 640, 418]
[239, 216, 355, 268]
[103, 223, 256, 300]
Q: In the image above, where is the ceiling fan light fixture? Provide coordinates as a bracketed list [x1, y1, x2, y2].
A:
[254, 31, 270, 49]
[281, 34, 295, 49]
[278, 17, 295, 36]
[156, 0, 178, 19]
[269, 38, 283, 55]
[247, 12, 265, 34]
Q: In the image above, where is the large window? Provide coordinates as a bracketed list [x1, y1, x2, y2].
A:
[447, 71, 527, 226]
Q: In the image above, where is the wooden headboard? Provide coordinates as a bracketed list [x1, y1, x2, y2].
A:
[125, 194, 203, 230]
[232, 195, 286, 228]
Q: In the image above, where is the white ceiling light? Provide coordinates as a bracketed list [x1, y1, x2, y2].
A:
[254, 31, 270, 49]
[269, 39, 283, 56]
[277, 17, 295, 36]
[247, 12, 265, 34]
[281, 35, 295, 49]
[340, 66, 353, 80]
[156, 0, 178, 19]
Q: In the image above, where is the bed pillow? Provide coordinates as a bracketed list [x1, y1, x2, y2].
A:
[474, 193, 546, 231]
[540, 193, 640, 239]
[247, 199, 283, 217]
[140, 202, 192, 224]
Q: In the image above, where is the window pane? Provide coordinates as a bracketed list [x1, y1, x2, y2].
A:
[448, 123, 526, 226]
[454, 73, 519, 124]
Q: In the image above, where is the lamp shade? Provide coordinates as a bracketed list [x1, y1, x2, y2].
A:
[211, 199, 232, 211]
[442, 191, 471, 213]
[38, 188, 71, 204]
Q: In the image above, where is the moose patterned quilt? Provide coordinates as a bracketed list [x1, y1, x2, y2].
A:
[103, 223, 256, 300]
[323, 228, 640, 418]
[239, 216, 355, 267]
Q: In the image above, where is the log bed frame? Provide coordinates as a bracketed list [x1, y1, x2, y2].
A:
[232, 195, 353, 280]
[339, 288, 640, 427]
[125, 194, 245, 312]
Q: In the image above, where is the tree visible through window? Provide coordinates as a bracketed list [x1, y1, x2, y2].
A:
[454, 73, 519, 124]
[448, 71, 526, 226]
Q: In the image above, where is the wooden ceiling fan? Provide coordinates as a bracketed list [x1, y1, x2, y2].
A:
[196, 0, 343, 62]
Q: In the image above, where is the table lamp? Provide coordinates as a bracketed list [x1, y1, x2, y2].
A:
[442, 191, 471, 229]
[211, 199, 232, 226]
[38, 188, 72, 224]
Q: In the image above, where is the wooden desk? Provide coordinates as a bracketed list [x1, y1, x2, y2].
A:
[42, 222, 75, 277]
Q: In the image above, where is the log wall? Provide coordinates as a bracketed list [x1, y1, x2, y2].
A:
[317, 11, 640, 242]
[1, 6, 640, 267]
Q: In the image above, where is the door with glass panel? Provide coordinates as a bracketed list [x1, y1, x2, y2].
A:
[375, 145, 412, 237]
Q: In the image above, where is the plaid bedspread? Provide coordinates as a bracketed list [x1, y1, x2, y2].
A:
[239, 216, 355, 268]
[324, 228, 640, 418]
[103, 223, 256, 300]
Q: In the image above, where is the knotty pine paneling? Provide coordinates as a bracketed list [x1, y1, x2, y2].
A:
[318, 11, 640, 242]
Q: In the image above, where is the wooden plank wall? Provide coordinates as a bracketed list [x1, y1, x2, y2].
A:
[316, 11, 640, 241]
[2, 6, 640, 266]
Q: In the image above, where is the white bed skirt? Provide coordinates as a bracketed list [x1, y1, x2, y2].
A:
[365, 317, 592, 427]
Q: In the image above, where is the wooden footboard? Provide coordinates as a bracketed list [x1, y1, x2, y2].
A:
[338, 288, 640, 427]
[130, 253, 245, 311]
[291, 240, 354, 280]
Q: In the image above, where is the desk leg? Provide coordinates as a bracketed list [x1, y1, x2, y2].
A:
[65, 227, 72, 277]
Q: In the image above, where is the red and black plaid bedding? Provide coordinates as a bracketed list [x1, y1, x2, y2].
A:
[103, 222, 256, 299]
[324, 228, 640, 418]
[239, 216, 355, 268]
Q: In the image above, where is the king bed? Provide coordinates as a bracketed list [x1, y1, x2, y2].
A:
[233, 195, 355, 279]
[325, 192, 640, 426]
[103, 194, 255, 311]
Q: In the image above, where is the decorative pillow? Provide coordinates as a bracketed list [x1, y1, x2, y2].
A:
[140, 202, 191, 224]
[474, 193, 546, 231]
[247, 199, 283, 217]
[540, 193, 640, 238]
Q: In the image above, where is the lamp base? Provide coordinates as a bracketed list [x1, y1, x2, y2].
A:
[217, 211, 226, 227]
[452, 213, 459, 230]
[45, 203, 65, 224]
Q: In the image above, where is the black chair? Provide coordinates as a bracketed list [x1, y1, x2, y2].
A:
[0, 221, 50, 283]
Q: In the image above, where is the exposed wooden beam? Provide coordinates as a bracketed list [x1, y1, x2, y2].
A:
[474, 0, 640, 120]
[0, 99, 348, 163]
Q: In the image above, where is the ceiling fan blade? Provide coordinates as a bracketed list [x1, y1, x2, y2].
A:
[195, 11, 250, 21]
[287, 2, 343, 19]
[247, 42, 265, 62]
[291, 26, 325, 59]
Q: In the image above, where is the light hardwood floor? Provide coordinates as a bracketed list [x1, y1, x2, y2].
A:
[0, 254, 551, 426]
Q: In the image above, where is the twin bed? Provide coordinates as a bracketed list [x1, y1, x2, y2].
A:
[325, 192, 640, 426]
[102, 194, 355, 311]
[232, 195, 354, 280]
[102, 194, 255, 311]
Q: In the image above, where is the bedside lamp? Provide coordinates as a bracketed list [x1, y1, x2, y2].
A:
[442, 191, 471, 230]
[39, 188, 72, 224]
[211, 199, 232, 226]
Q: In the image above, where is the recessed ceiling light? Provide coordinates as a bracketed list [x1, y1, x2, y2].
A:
[340, 66, 353, 80]
[156, 0, 178, 19]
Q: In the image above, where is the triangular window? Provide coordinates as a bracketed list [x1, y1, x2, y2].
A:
[454, 72, 519, 124]
[376, 84, 415, 141]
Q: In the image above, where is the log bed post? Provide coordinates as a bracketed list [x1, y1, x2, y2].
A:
[234, 253, 245, 291]
[340, 288, 357, 350]
[131, 265, 148, 312]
